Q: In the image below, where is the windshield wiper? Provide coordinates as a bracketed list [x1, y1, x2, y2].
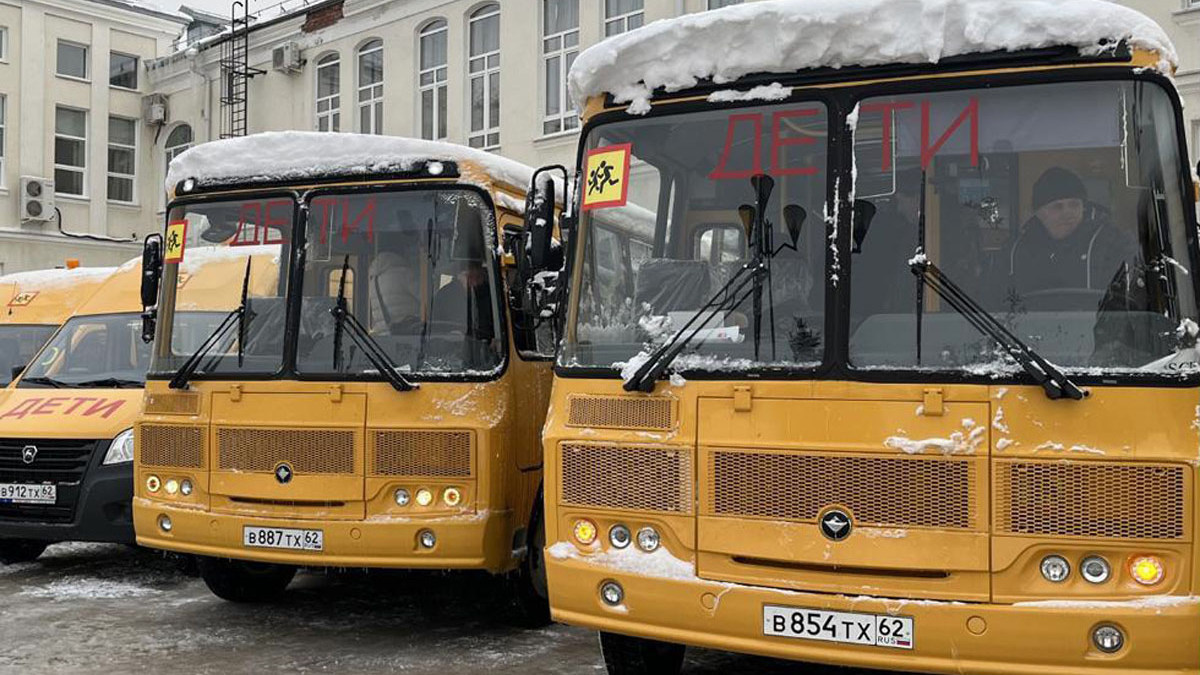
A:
[19, 376, 75, 389]
[170, 258, 254, 390]
[74, 377, 144, 389]
[330, 255, 415, 392]
[909, 256, 1086, 401]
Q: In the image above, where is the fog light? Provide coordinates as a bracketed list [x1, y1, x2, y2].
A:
[146, 475, 161, 493]
[165, 479, 179, 495]
[572, 519, 597, 545]
[443, 487, 462, 507]
[636, 527, 661, 552]
[1129, 556, 1165, 586]
[609, 524, 631, 549]
[600, 580, 624, 606]
[180, 479, 193, 496]
[394, 488, 411, 506]
[1040, 555, 1070, 583]
[158, 514, 172, 532]
[1080, 556, 1111, 584]
[1092, 624, 1125, 653]
[415, 488, 434, 507]
[418, 529, 436, 549]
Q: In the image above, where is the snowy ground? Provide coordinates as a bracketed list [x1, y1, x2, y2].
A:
[0, 543, 895, 674]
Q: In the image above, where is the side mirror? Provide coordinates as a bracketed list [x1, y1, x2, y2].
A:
[10, 364, 25, 382]
[522, 166, 564, 273]
[851, 200, 878, 254]
[140, 233, 164, 343]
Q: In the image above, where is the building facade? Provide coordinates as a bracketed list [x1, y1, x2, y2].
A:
[1, 0, 1198, 273]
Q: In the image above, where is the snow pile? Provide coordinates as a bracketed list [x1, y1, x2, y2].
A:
[885, 420, 985, 455]
[707, 83, 791, 103]
[547, 542, 695, 580]
[21, 578, 161, 600]
[569, 0, 1176, 114]
[0, 267, 117, 293]
[167, 132, 538, 194]
[1013, 596, 1198, 611]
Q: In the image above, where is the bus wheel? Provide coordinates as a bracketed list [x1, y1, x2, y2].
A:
[510, 498, 551, 627]
[0, 539, 48, 564]
[197, 557, 296, 603]
[599, 632, 685, 675]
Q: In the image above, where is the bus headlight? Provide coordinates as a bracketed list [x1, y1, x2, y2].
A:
[442, 487, 462, 507]
[636, 527, 661, 552]
[394, 488, 411, 506]
[104, 428, 135, 464]
[146, 475, 161, 493]
[1080, 556, 1111, 584]
[415, 488, 434, 507]
[608, 524, 631, 549]
[1129, 556, 1165, 586]
[1039, 555, 1070, 583]
[180, 479, 193, 496]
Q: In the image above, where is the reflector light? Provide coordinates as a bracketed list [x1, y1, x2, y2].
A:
[443, 487, 462, 507]
[572, 519, 597, 545]
[146, 475, 161, 493]
[1129, 556, 1165, 585]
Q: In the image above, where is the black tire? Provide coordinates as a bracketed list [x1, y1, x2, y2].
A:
[510, 491, 551, 628]
[599, 631, 686, 675]
[0, 539, 48, 565]
[197, 557, 296, 603]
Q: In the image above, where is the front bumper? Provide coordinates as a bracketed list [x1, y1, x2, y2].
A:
[548, 554, 1200, 675]
[134, 498, 515, 572]
[0, 460, 134, 545]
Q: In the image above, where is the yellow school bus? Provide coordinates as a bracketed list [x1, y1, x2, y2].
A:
[0, 266, 115, 388]
[133, 133, 555, 618]
[0, 252, 272, 564]
[528, 1, 1200, 672]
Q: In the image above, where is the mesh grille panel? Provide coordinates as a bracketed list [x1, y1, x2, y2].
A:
[144, 392, 200, 415]
[566, 395, 673, 431]
[217, 428, 355, 474]
[996, 460, 1186, 540]
[561, 443, 692, 513]
[373, 430, 472, 477]
[709, 451, 976, 529]
[140, 425, 204, 468]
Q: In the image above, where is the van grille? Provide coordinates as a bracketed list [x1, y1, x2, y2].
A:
[996, 460, 1186, 540]
[372, 430, 472, 477]
[139, 425, 204, 468]
[708, 450, 976, 529]
[217, 428, 356, 474]
[560, 443, 692, 513]
[566, 395, 673, 431]
[0, 438, 98, 523]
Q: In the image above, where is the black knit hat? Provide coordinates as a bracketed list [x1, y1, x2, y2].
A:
[1032, 167, 1087, 211]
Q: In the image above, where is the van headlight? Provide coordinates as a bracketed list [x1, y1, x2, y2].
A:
[104, 428, 135, 465]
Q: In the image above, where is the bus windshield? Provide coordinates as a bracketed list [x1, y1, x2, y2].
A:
[563, 102, 830, 372]
[0, 325, 58, 386]
[850, 79, 1198, 375]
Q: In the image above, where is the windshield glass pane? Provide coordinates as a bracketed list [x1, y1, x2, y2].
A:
[151, 197, 290, 376]
[850, 80, 1198, 374]
[563, 102, 829, 371]
[295, 189, 503, 375]
[21, 313, 149, 387]
[0, 325, 58, 386]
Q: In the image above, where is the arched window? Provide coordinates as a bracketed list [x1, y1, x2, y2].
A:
[315, 52, 340, 132]
[468, 4, 500, 149]
[542, 0, 578, 135]
[418, 20, 448, 141]
[164, 124, 193, 171]
[357, 39, 383, 135]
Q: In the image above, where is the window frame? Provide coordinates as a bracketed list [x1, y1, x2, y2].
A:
[707, 0, 742, 9]
[0, 27, 9, 63]
[107, 115, 137, 204]
[542, 0, 580, 137]
[315, 52, 341, 132]
[356, 39, 384, 135]
[418, 19, 449, 141]
[109, 51, 139, 90]
[467, 4, 501, 150]
[603, 0, 644, 37]
[54, 106, 89, 198]
[0, 94, 6, 188]
[56, 40, 90, 81]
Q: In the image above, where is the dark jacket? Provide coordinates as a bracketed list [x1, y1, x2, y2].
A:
[1004, 206, 1138, 299]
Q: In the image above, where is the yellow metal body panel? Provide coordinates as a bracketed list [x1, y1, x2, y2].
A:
[0, 268, 115, 327]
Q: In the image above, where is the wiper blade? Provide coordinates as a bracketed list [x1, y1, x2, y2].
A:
[19, 376, 75, 389]
[909, 256, 1086, 401]
[170, 258, 253, 390]
[74, 378, 144, 388]
[330, 255, 416, 392]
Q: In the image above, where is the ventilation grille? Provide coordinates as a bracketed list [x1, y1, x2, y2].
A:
[144, 392, 200, 416]
[996, 460, 1186, 540]
[709, 451, 976, 529]
[566, 395, 673, 431]
[561, 443, 692, 513]
[373, 430, 472, 477]
[217, 427, 355, 474]
[139, 425, 204, 468]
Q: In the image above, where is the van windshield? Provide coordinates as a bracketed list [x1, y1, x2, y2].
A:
[0, 325, 58, 386]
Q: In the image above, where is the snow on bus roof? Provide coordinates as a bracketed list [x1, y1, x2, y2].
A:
[0, 266, 117, 292]
[568, 0, 1177, 115]
[166, 131, 538, 194]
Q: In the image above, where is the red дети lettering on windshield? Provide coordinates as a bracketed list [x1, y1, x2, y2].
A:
[312, 197, 378, 245]
[0, 396, 126, 420]
[859, 98, 979, 172]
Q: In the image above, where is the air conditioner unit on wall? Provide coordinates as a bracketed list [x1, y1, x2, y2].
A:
[19, 177, 55, 223]
[272, 42, 303, 74]
[142, 93, 169, 125]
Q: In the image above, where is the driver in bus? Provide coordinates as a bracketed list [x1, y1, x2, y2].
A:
[430, 213, 495, 346]
[1002, 167, 1138, 305]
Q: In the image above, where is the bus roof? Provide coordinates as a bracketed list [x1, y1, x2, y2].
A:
[165, 132, 538, 204]
[568, 0, 1177, 115]
[0, 267, 116, 326]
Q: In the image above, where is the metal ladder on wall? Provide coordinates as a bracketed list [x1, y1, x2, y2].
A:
[220, 0, 265, 138]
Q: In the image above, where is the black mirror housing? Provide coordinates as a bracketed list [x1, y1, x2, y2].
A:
[10, 364, 25, 382]
[141, 234, 164, 309]
[523, 170, 559, 272]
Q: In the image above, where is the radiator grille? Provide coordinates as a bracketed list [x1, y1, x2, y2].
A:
[996, 460, 1186, 540]
[217, 428, 355, 474]
[561, 443, 692, 513]
[0, 438, 97, 523]
[144, 392, 200, 415]
[709, 451, 976, 529]
[139, 425, 204, 468]
[566, 395, 673, 431]
[373, 430, 472, 477]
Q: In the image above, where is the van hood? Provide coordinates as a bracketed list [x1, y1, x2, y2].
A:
[0, 388, 142, 439]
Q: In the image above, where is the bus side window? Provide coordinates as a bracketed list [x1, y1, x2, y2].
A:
[694, 224, 747, 264]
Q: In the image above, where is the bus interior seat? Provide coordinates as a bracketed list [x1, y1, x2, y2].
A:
[634, 259, 712, 313]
